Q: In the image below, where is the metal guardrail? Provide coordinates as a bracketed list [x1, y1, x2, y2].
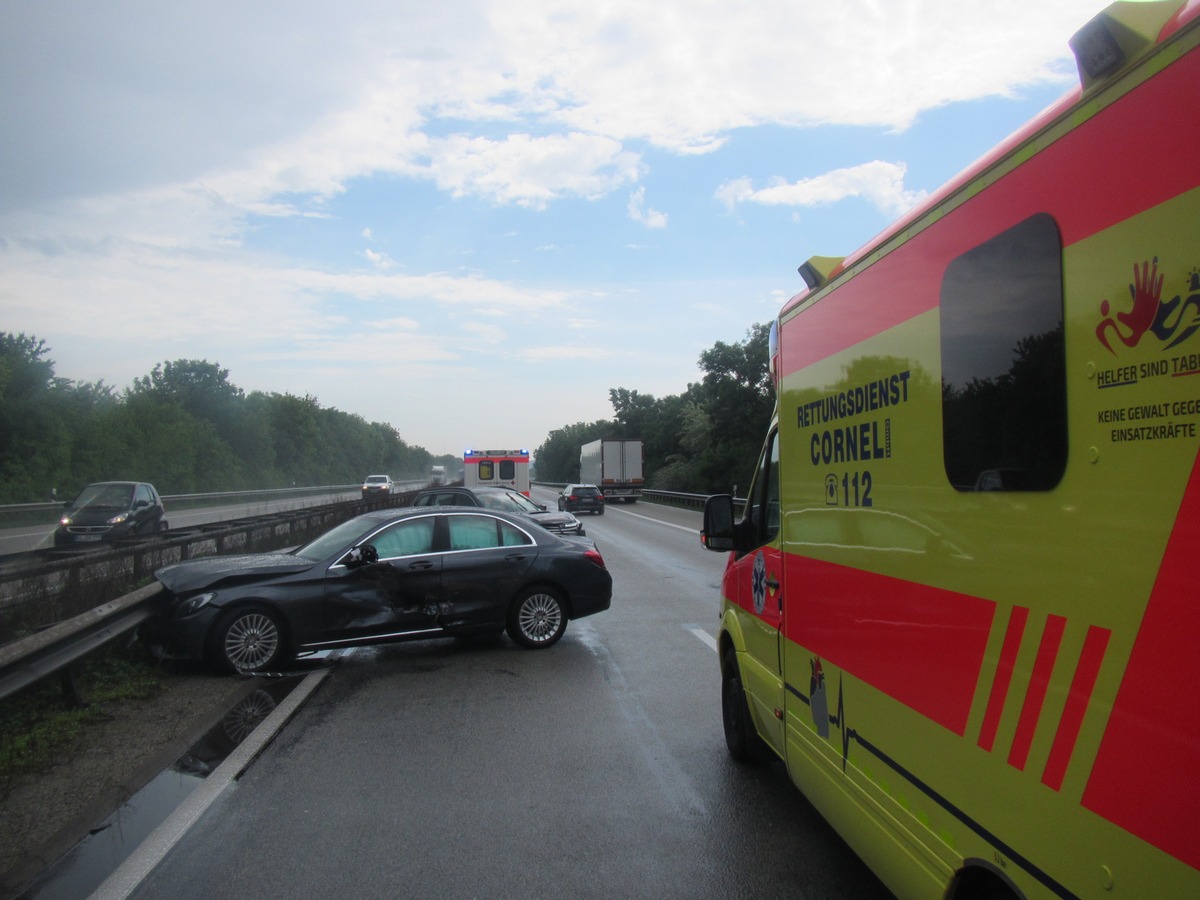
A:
[640, 489, 707, 510]
[0, 482, 729, 706]
[0, 481, 429, 530]
[533, 482, 724, 512]
[0, 582, 162, 705]
[0, 488, 424, 704]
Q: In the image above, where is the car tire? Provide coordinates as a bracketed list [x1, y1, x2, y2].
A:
[598, 507, 605, 516]
[506, 586, 567, 649]
[208, 605, 288, 674]
[722, 647, 772, 763]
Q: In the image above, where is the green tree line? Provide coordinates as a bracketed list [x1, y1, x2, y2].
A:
[0, 324, 773, 504]
[0, 334, 437, 503]
[533, 322, 773, 494]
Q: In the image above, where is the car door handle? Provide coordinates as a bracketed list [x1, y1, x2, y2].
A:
[766, 575, 780, 591]
[407, 561, 435, 570]
[504, 554, 527, 562]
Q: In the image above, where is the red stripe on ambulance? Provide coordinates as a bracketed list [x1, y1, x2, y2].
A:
[1008, 615, 1067, 771]
[787, 556, 994, 736]
[780, 43, 1200, 378]
[1042, 624, 1111, 792]
[978, 606, 1028, 752]
[1083, 451, 1200, 871]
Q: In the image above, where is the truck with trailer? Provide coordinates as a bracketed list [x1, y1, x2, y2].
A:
[579, 438, 644, 503]
[700, 2, 1200, 898]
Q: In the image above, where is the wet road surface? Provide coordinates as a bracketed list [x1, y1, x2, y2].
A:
[96, 498, 892, 899]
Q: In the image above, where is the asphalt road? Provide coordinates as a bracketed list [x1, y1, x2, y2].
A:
[109, 493, 892, 899]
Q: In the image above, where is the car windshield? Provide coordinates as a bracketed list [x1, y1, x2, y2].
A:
[74, 484, 134, 508]
[365, 476, 388, 484]
[293, 517, 376, 561]
[476, 491, 540, 513]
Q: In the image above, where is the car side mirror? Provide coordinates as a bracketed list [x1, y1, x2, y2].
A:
[701, 494, 736, 552]
[343, 544, 380, 567]
[536, 503, 547, 510]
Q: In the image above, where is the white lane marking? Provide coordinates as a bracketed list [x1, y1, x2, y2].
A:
[530, 490, 699, 535]
[91, 654, 346, 899]
[688, 626, 717, 652]
[607, 507, 699, 534]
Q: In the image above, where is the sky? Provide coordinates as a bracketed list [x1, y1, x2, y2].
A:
[0, 0, 1118, 457]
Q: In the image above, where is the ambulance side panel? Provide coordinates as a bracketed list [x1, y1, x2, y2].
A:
[751, 10, 1200, 899]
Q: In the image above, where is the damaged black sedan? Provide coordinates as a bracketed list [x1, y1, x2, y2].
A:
[143, 507, 613, 673]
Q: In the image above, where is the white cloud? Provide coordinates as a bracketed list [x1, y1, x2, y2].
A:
[486, 0, 1094, 149]
[0, 0, 1100, 215]
[627, 187, 668, 229]
[462, 321, 507, 344]
[0, 0, 1115, 455]
[422, 132, 644, 208]
[364, 248, 395, 269]
[717, 161, 928, 218]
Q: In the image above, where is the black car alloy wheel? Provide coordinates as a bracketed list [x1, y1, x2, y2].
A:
[210, 605, 287, 673]
[507, 586, 567, 648]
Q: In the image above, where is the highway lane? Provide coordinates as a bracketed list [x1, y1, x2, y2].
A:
[109, 493, 891, 899]
[0, 490, 360, 556]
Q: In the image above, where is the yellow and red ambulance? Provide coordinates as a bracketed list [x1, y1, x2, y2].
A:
[701, 2, 1200, 897]
[463, 448, 531, 495]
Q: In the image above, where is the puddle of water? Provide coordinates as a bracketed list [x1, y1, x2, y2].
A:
[18, 675, 305, 900]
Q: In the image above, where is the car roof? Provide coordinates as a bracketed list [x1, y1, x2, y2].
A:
[416, 486, 509, 495]
[365, 504, 505, 518]
[360, 505, 543, 529]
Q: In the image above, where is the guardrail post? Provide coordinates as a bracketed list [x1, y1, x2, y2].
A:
[60, 664, 84, 707]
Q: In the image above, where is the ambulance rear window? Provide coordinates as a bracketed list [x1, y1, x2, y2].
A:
[940, 213, 1068, 492]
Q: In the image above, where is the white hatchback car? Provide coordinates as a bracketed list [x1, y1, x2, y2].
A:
[360, 474, 394, 496]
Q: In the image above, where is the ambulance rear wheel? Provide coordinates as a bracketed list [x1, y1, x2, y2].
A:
[722, 647, 772, 764]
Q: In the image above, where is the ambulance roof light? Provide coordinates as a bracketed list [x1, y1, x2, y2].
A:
[1070, 17, 1124, 83]
[1069, 1, 1183, 92]
[797, 256, 845, 290]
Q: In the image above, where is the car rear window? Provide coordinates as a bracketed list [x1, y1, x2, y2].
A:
[448, 514, 531, 550]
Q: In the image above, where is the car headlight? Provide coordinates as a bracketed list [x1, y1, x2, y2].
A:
[107, 511, 130, 525]
[59, 515, 72, 526]
[178, 592, 216, 616]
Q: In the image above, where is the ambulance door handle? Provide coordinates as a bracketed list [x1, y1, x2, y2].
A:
[766, 575, 780, 591]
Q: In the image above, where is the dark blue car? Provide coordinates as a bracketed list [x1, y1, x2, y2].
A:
[55, 481, 168, 547]
[143, 506, 612, 673]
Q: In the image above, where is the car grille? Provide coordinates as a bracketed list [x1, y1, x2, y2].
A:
[66, 525, 112, 535]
